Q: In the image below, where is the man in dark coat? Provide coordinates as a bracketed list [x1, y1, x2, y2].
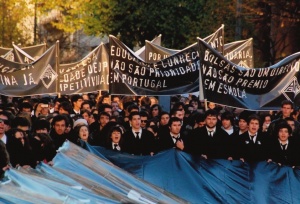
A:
[123, 111, 156, 155]
[188, 109, 230, 159]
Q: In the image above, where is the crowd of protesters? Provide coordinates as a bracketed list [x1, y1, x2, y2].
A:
[1, 92, 300, 178]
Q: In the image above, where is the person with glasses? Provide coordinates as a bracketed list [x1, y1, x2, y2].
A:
[140, 111, 149, 129]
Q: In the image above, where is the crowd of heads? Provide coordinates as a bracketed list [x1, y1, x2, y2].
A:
[1, 92, 300, 177]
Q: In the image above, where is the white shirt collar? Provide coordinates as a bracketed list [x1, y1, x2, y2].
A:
[0, 134, 7, 144]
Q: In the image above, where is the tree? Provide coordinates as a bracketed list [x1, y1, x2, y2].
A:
[0, 0, 33, 47]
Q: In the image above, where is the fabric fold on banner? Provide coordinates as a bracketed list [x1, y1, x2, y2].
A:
[109, 35, 200, 95]
[198, 37, 300, 110]
[0, 141, 186, 204]
[84, 143, 300, 204]
[59, 43, 109, 94]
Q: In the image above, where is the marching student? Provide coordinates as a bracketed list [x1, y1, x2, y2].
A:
[188, 109, 230, 159]
[236, 114, 269, 162]
[158, 117, 187, 152]
[267, 123, 300, 167]
[122, 111, 156, 155]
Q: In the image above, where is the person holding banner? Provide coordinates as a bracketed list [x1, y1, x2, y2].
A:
[188, 109, 230, 159]
[267, 123, 300, 167]
[236, 114, 269, 162]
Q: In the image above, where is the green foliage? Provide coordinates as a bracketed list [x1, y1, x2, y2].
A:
[0, 0, 33, 46]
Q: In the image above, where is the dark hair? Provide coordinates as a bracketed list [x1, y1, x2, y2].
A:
[51, 114, 70, 128]
[275, 122, 292, 136]
[71, 94, 83, 104]
[129, 111, 140, 120]
[81, 100, 92, 109]
[33, 119, 50, 132]
[99, 111, 111, 118]
[11, 117, 30, 129]
[140, 110, 149, 118]
[98, 103, 112, 113]
[247, 114, 261, 125]
[159, 111, 170, 120]
[281, 100, 294, 109]
[168, 117, 182, 127]
[127, 104, 139, 112]
[150, 104, 162, 115]
[58, 101, 73, 114]
[19, 102, 33, 111]
[221, 111, 234, 125]
[195, 113, 206, 123]
[204, 109, 218, 119]
[148, 125, 158, 134]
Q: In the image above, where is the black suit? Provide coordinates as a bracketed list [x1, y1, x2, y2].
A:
[187, 126, 230, 159]
[236, 131, 269, 162]
[267, 137, 300, 166]
[123, 129, 156, 155]
[158, 133, 187, 152]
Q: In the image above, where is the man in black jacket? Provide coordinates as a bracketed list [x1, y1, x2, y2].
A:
[158, 117, 187, 152]
[188, 109, 230, 159]
[123, 111, 156, 155]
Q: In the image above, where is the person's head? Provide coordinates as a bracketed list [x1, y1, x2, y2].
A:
[204, 109, 218, 129]
[51, 115, 69, 135]
[10, 128, 27, 146]
[81, 109, 91, 123]
[263, 114, 272, 125]
[281, 100, 294, 118]
[247, 114, 261, 135]
[53, 97, 69, 112]
[168, 117, 182, 135]
[276, 122, 292, 142]
[109, 126, 122, 144]
[129, 111, 141, 130]
[159, 111, 170, 126]
[81, 101, 92, 112]
[189, 99, 199, 111]
[170, 108, 184, 121]
[11, 117, 30, 135]
[0, 111, 10, 135]
[98, 104, 112, 116]
[140, 111, 149, 129]
[19, 102, 32, 114]
[185, 105, 194, 117]
[127, 104, 139, 113]
[38, 99, 50, 115]
[285, 117, 296, 132]
[150, 104, 161, 117]
[111, 101, 120, 111]
[75, 124, 89, 142]
[195, 114, 206, 128]
[71, 95, 83, 110]
[221, 111, 234, 130]
[207, 102, 216, 110]
[58, 101, 73, 115]
[33, 119, 50, 134]
[99, 112, 110, 127]
[149, 96, 158, 106]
